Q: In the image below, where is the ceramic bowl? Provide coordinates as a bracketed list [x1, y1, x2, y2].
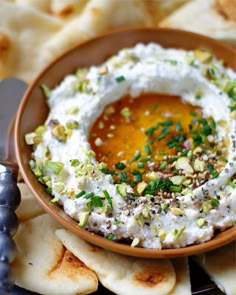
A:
[15, 28, 236, 258]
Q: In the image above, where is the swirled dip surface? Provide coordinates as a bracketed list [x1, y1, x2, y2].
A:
[26, 43, 236, 249]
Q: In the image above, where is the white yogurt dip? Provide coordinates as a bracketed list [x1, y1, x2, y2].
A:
[26, 43, 236, 249]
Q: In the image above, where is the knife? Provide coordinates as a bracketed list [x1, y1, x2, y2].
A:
[0, 78, 27, 294]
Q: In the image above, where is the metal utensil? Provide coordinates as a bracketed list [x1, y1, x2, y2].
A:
[0, 78, 27, 294]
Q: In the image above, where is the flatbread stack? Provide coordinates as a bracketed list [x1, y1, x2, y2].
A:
[12, 183, 192, 295]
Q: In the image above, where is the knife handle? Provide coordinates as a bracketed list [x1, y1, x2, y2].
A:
[0, 162, 21, 295]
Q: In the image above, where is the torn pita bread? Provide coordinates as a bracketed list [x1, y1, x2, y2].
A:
[0, 0, 190, 82]
[0, 1, 64, 81]
[171, 258, 191, 295]
[56, 229, 177, 295]
[160, 0, 236, 46]
[16, 183, 45, 222]
[194, 241, 236, 295]
[12, 214, 98, 295]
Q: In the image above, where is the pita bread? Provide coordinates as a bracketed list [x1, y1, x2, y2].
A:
[12, 214, 98, 295]
[0, 0, 190, 82]
[16, 183, 45, 222]
[194, 241, 236, 295]
[160, 0, 236, 46]
[171, 258, 191, 295]
[56, 229, 176, 295]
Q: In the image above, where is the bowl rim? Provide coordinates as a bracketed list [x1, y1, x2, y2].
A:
[15, 27, 236, 258]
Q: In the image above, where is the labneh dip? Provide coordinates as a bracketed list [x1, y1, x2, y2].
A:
[26, 43, 236, 249]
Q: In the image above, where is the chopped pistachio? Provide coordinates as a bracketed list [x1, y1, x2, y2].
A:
[131, 237, 140, 247]
[194, 159, 205, 172]
[194, 48, 213, 63]
[170, 175, 185, 185]
[54, 182, 65, 193]
[120, 107, 131, 117]
[116, 183, 127, 197]
[142, 206, 151, 219]
[65, 106, 79, 115]
[171, 208, 184, 216]
[35, 125, 47, 135]
[158, 229, 166, 240]
[98, 65, 108, 75]
[25, 132, 37, 145]
[40, 84, 51, 98]
[175, 157, 193, 174]
[66, 120, 79, 129]
[137, 181, 148, 194]
[78, 211, 89, 227]
[197, 218, 206, 227]
[202, 201, 211, 213]
[51, 197, 59, 203]
[52, 125, 67, 142]
[135, 213, 144, 227]
[45, 161, 64, 175]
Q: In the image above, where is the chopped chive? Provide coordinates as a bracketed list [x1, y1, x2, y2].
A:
[44, 187, 52, 195]
[176, 122, 183, 131]
[145, 126, 156, 136]
[207, 164, 219, 178]
[140, 157, 150, 162]
[130, 151, 141, 163]
[137, 162, 145, 169]
[75, 191, 86, 198]
[144, 144, 152, 155]
[103, 190, 113, 208]
[107, 233, 115, 240]
[91, 196, 103, 207]
[84, 192, 95, 199]
[100, 168, 115, 175]
[146, 139, 154, 145]
[115, 162, 126, 170]
[221, 157, 228, 163]
[152, 103, 158, 110]
[120, 107, 131, 117]
[161, 120, 173, 127]
[115, 75, 125, 82]
[210, 198, 219, 207]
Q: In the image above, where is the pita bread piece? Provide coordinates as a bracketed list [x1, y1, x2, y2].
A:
[0, 1, 63, 81]
[12, 214, 98, 295]
[16, 183, 45, 222]
[56, 229, 176, 295]
[194, 241, 236, 295]
[171, 258, 191, 295]
[159, 0, 236, 46]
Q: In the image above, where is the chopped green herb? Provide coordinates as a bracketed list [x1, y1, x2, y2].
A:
[75, 191, 86, 198]
[176, 122, 183, 131]
[103, 190, 113, 208]
[91, 196, 103, 207]
[130, 151, 141, 163]
[115, 162, 126, 170]
[144, 144, 152, 155]
[107, 233, 115, 240]
[210, 198, 219, 207]
[207, 164, 219, 178]
[115, 75, 125, 82]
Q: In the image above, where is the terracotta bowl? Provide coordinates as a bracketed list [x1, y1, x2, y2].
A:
[15, 28, 236, 258]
